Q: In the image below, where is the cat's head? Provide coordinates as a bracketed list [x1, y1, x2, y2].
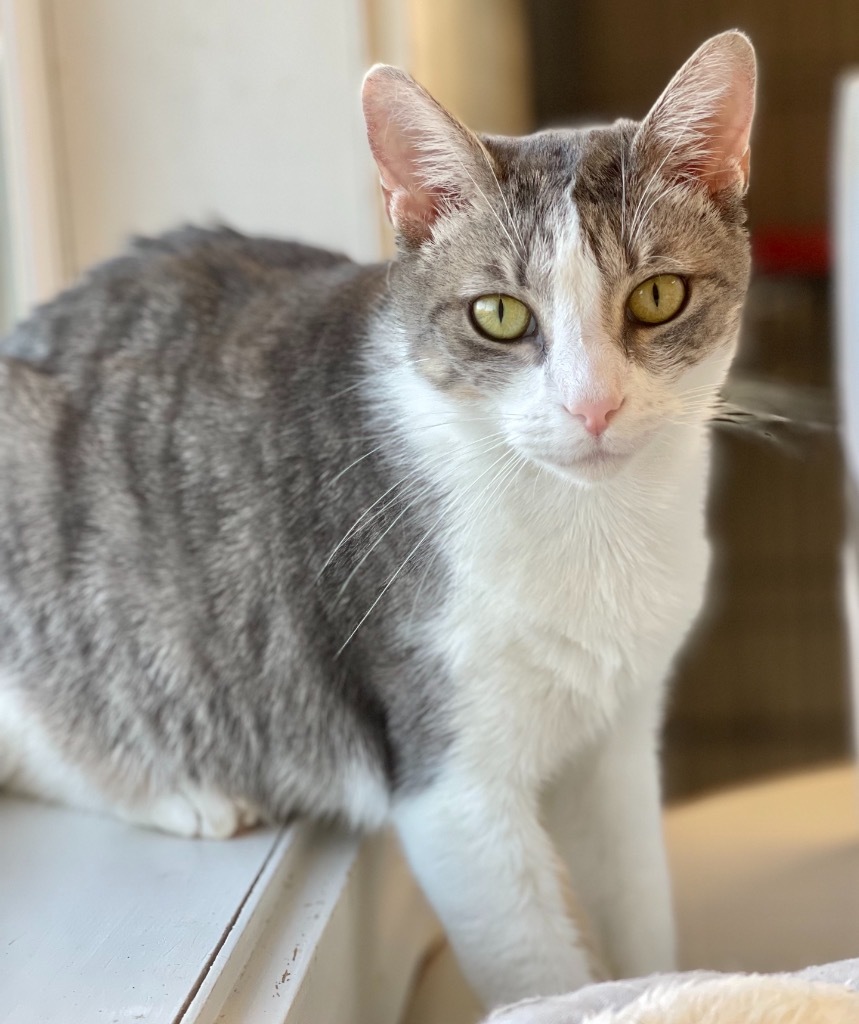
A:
[363, 31, 755, 484]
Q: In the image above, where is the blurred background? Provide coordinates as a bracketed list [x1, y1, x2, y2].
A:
[0, 0, 855, 801]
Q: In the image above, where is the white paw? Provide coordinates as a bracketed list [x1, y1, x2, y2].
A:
[127, 788, 261, 839]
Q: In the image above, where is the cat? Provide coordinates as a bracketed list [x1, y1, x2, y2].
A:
[0, 30, 755, 1010]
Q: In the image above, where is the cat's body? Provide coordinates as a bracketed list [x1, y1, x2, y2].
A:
[0, 32, 755, 1009]
[0, 232, 434, 829]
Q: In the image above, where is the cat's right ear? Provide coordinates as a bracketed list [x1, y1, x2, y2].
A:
[362, 65, 494, 246]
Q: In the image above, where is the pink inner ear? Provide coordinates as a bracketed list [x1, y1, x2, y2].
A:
[362, 66, 480, 244]
[372, 133, 456, 241]
[685, 75, 755, 193]
[641, 33, 756, 197]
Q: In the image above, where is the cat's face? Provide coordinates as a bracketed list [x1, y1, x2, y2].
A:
[364, 32, 755, 483]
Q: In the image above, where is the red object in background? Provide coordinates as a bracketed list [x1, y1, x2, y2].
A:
[752, 226, 830, 276]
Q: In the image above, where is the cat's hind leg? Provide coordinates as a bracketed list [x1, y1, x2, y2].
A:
[0, 673, 260, 838]
[0, 675, 110, 814]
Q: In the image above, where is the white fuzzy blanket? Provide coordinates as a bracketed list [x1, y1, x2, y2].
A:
[486, 961, 859, 1023]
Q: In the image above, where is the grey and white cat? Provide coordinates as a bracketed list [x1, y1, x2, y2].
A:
[0, 31, 755, 1009]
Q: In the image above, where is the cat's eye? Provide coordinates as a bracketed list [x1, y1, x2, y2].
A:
[470, 294, 535, 342]
[626, 274, 687, 325]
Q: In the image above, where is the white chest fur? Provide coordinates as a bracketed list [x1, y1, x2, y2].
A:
[431, 431, 712, 787]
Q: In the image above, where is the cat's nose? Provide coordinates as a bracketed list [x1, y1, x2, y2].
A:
[565, 395, 624, 437]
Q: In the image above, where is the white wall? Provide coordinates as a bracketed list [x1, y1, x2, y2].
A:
[0, 0, 70, 316]
[837, 75, 859, 484]
[836, 74, 859, 754]
[7, 0, 382, 306]
[0, 61, 14, 330]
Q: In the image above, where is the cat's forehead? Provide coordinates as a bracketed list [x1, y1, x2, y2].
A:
[483, 122, 733, 287]
[485, 123, 632, 229]
[483, 124, 632, 277]
[485, 125, 612, 186]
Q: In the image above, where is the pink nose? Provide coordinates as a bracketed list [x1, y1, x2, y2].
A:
[565, 395, 624, 437]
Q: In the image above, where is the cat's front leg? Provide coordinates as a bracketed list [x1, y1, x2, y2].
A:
[393, 765, 596, 1009]
[543, 685, 675, 979]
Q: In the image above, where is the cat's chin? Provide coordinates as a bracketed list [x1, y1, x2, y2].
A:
[530, 448, 633, 485]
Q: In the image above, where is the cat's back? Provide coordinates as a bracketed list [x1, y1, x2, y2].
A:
[0, 226, 355, 370]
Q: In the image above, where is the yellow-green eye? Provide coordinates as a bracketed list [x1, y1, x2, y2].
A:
[471, 294, 534, 341]
[627, 274, 687, 325]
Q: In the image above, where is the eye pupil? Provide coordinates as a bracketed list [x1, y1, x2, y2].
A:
[471, 293, 534, 341]
[626, 274, 686, 326]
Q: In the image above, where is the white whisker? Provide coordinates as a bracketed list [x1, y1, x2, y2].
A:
[333, 438, 511, 601]
[477, 143, 527, 258]
[317, 430, 509, 580]
[336, 445, 516, 655]
[434, 145, 526, 264]
[323, 442, 387, 488]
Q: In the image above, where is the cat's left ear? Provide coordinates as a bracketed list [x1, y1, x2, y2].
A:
[362, 65, 496, 246]
[636, 30, 756, 196]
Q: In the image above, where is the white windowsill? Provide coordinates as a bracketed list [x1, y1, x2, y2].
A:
[0, 795, 440, 1024]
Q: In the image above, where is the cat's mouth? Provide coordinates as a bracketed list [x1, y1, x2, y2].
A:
[563, 448, 632, 479]
[509, 420, 658, 483]
[530, 446, 633, 483]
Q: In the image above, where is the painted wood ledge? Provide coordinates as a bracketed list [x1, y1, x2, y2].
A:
[0, 795, 440, 1024]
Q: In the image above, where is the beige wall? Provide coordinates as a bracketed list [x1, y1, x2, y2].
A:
[407, 0, 532, 135]
[367, 0, 533, 133]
